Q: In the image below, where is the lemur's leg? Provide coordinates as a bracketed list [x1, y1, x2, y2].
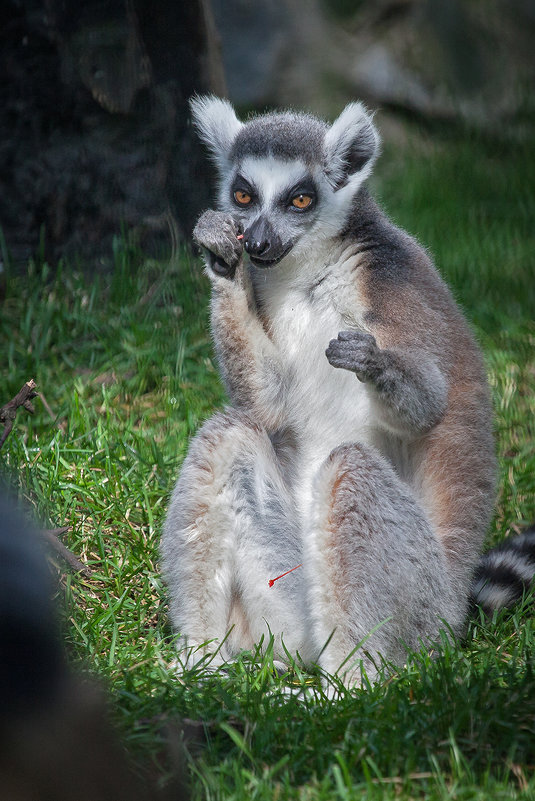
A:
[305, 441, 462, 687]
[161, 409, 310, 669]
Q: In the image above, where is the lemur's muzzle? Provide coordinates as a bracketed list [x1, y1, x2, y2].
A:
[243, 216, 292, 267]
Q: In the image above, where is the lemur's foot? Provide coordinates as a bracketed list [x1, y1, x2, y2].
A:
[193, 210, 243, 279]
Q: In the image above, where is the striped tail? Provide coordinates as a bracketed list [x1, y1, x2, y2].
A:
[471, 525, 535, 614]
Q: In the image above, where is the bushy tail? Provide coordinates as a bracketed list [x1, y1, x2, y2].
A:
[471, 525, 535, 614]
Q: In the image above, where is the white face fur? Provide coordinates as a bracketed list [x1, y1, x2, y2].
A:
[190, 96, 380, 273]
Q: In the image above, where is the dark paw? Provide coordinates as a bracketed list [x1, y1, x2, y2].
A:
[325, 330, 381, 381]
[193, 210, 243, 278]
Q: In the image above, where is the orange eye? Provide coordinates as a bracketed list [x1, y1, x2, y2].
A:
[234, 190, 252, 205]
[292, 194, 312, 209]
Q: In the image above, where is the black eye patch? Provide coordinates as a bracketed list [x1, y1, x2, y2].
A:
[231, 174, 256, 204]
[281, 177, 318, 210]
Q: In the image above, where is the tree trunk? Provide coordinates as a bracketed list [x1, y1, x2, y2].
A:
[0, 0, 226, 266]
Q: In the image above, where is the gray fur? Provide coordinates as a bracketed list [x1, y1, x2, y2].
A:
[231, 112, 327, 165]
[161, 97, 498, 687]
[306, 442, 460, 685]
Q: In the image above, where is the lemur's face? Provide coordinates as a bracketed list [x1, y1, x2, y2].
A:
[190, 96, 380, 270]
[223, 156, 322, 268]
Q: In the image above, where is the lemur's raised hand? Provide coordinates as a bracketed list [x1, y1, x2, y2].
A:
[193, 210, 243, 279]
[161, 96, 526, 688]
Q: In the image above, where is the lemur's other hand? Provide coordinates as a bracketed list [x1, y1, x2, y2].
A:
[326, 330, 382, 382]
[193, 210, 243, 279]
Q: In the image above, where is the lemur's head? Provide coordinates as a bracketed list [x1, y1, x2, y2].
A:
[191, 96, 380, 269]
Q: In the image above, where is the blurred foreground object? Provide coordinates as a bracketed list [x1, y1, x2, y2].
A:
[0, 495, 186, 800]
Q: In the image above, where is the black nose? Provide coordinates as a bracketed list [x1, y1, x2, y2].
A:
[243, 216, 278, 259]
[242, 215, 287, 266]
[244, 237, 269, 257]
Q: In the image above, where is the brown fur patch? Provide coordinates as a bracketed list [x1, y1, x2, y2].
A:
[322, 453, 364, 611]
[211, 288, 286, 431]
[355, 244, 495, 587]
[417, 371, 496, 580]
[227, 588, 254, 652]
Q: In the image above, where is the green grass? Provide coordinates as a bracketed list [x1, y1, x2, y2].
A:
[1, 129, 534, 799]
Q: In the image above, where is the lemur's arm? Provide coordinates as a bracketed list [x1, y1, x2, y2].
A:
[326, 330, 447, 436]
[194, 210, 288, 430]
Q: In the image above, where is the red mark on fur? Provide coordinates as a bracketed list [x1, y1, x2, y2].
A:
[236, 234, 244, 240]
[268, 563, 302, 587]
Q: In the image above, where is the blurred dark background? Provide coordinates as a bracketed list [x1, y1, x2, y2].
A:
[1, 0, 534, 267]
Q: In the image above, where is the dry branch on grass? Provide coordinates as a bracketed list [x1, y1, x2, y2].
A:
[0, 378, 37, 448]
[42, 527, 92, 577]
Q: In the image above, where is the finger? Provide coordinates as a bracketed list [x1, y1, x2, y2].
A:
[337, 330, 367, 342]
[325, 355, 347, 369]
[327, 342, 368, 359]
[327, 337, 360, 350]
[211, 255, 235, 277]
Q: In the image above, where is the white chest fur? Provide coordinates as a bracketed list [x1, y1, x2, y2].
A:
[254, 249, 374, 469]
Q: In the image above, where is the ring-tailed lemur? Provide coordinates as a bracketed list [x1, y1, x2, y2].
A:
[161, 96, 533, 686]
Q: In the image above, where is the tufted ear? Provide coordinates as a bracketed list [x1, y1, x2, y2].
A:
[324, 103, 380, 191]
[190, 95, 243, 172]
